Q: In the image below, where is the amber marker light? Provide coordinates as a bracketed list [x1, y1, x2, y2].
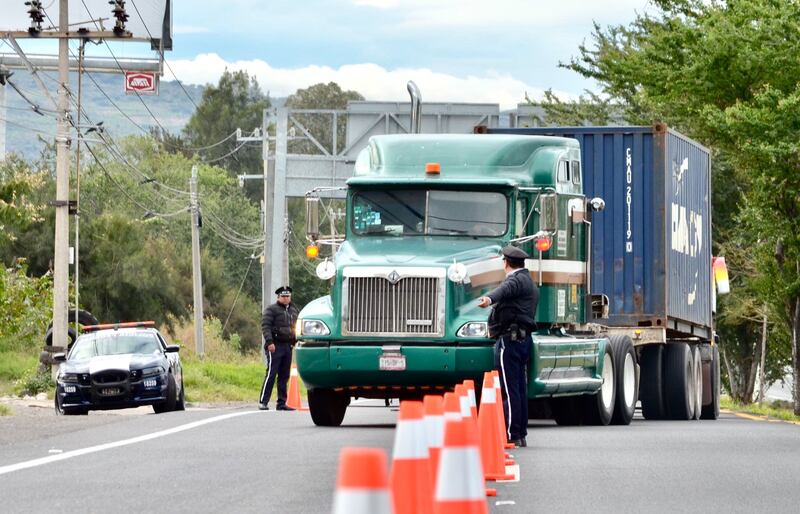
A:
[535, 236, 552, 252]
[425, 162, 441, 175]
[306, 244, 320, 259]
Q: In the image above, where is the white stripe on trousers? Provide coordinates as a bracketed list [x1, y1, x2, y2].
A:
[499, 337, 512, 441]
[260, 350, 272, 403]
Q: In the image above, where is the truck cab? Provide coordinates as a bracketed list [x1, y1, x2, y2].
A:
[296, 134, 626, 426]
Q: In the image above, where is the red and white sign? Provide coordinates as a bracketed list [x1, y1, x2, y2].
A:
[124, 71, 159, 95]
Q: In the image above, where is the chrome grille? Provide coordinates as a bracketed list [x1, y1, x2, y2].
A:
[345, 276, 442, 336]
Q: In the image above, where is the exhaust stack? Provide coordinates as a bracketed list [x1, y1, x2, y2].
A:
[407, 81, 421, 134]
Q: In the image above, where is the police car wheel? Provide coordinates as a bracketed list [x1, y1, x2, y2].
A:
[153, 373, 177, 414]
[175, 379, 186, 411]
[54, 395, 87, 416]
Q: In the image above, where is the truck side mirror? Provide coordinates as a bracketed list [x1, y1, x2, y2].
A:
[589, 197, 605, 212]
[539, 194, 558, 232]
[306, 196, 320, 240]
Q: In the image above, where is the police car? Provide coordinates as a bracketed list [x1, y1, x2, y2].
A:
[53, 321, 185, 415]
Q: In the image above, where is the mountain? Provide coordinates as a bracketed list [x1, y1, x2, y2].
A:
[1, 71, 284, 160]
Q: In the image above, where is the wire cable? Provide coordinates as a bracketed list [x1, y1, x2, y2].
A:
[221, 256, 255, 336]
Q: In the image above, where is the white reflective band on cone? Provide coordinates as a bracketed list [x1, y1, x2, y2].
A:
[434, 448, 485, 500]
[481, 387, 496, 403]
[424, 414, 444, 448]
[444, 411, 461, 421]
[332, 489, 391, 514]
[467, 389, 477, 409]
[459, 395, 471, 418]
[392, 418, 429, 459]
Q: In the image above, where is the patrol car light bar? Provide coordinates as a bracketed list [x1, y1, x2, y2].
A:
[81, 321, 156, 332]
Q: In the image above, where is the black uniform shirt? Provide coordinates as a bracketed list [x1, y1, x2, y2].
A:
[487, 268, 538, 337]
[261, 302, 300, 344]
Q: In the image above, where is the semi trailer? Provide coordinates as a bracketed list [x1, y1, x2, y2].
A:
[295, 122, 720, 427]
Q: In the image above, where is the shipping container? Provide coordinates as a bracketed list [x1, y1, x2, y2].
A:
[489, 124, 712, 339]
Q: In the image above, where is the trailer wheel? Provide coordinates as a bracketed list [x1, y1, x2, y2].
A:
[664, 343, 694, 420]
[700, 345, 720, 420]
[609, 335, 638, 425]
[691, 346, 702, 420]
[639, 345, 666, 420]
[308, 388, 350, 426]
[582, 340, 615, 426]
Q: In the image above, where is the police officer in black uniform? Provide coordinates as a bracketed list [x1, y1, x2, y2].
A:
[478, 246, 538, 447]
[259, 286, 300, 411]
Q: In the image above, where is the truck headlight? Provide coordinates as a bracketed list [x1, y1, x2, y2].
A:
[447, 262, 469, 283]
[457, 322, 488, 338]
[299, 319, 330, 336]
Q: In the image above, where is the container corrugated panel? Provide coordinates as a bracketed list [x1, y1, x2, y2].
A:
[488, 125, 712, 338]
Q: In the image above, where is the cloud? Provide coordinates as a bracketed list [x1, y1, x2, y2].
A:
[350, 0, 649, 29]
[166, 53, 571, 109]
[173, 25, 210, 34]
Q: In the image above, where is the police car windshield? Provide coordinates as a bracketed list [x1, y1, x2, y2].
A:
[69, 333, 162, 360]
[352, 189, 508, 237]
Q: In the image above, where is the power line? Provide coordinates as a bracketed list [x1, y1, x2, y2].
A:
[0, 115, 57, 137]
[221, 256, 256, 336]
[128, 0, 200, 111]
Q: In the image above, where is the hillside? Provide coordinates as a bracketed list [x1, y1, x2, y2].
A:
[2, 71, 283, 160]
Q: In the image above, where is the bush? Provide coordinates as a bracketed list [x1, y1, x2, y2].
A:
[0, 263, 52, 352]
[15, 369, 53, 397]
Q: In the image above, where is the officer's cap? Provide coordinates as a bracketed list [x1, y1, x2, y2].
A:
[275, 286, 293, 296]
[501, 246, 529, 261]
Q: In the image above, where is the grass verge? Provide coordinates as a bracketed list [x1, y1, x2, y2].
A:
[721, 395, 800, 423]
[0, 351, 43, 397]
[0, 404, 11, 416]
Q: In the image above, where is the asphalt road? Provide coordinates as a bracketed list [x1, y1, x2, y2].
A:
[1, 400, 799, 514]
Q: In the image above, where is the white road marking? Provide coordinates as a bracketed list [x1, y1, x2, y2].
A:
[496, 501, 516, 506]
[0, 410, 261, 476]
[47, 449, 62, 454]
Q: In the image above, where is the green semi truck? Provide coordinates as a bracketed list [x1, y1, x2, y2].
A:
[295, 124, 719, 427]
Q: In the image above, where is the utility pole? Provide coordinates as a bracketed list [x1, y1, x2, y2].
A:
[74, 38, 86, 333]
[51, 0, 71, 356]
[190, 165, 204, 356]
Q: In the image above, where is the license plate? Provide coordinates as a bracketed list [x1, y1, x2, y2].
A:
[100, 387, 121, 396]
[379, 355, 406, 371]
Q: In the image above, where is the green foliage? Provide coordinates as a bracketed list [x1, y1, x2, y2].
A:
[0, 404, 10, 416]
[0, 264, 53, 351]
[526, 89, 621, 127]
[14, 369, 53, 397]
[285, 82, 364, 155]
[564, 0, 800, 406]
[0, 156, 46, 244]
[183, 70, 271, 175]
[0, 351, 39, 395]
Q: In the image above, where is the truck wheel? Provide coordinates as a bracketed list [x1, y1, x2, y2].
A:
[552, 397, 582, 426]
[609, 335, 638, 425]
[308, 388, 350, 426]
[582, 340, 615, 426]
[153, 374, 177, 414]
[639, 345, 666, 420]
[664, 343, 694, 420]
[691, 346, 702, 420]
[700, 345, 720, 420]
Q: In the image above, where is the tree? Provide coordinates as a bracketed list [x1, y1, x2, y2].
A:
[284, 82, 364, 155]
[562, 0, 800, 408]
[0, 156, 45, 247]
[525, 89, 620, 127]
[183, 70, 271, 176]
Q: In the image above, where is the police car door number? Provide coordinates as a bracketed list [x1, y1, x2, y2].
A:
[379, 346, 406, 371]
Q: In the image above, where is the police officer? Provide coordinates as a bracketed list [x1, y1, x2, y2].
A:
[259, 286, 300, 411]
[478, 246, 538, 447]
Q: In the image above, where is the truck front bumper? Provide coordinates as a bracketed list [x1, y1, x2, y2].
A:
[295, 342, 494, 391]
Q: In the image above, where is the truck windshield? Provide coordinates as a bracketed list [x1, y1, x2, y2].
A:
[352, 189, 508, 236]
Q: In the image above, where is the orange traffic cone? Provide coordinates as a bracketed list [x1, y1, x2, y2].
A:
[390, 400, 434, 514]
[479, 373, 514, 481]
[423, 395, 445, 482]
[332, 447, 392, 514]
[433, 417, 489, 514]
[286, 362, 307, 411]
[456, 384, 496, 497]
[492, 371, 515, 450]
[463, 379, 479, 421]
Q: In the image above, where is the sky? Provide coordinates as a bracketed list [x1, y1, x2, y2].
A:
[4, 0, 654, 109]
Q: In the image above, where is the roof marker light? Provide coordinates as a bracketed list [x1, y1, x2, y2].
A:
[425, 162, 441, 175]
[535, 236, 552, 252]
